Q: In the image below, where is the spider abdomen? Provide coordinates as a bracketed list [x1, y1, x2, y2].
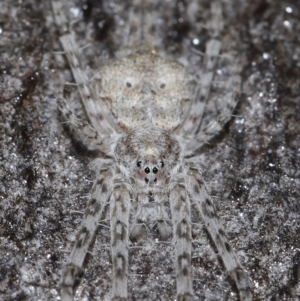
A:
[99, 53, 193, 130]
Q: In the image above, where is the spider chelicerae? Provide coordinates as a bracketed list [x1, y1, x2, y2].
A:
[51, 0, 253, 300]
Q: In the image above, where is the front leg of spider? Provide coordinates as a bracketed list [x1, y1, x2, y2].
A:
[60, 168, 113, 301]
[186, 170, 253, 301]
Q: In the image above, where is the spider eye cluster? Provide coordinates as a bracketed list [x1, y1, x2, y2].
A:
[136, 160, 164, 184]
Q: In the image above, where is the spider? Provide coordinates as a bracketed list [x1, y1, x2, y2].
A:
[51, 0, 253, 300]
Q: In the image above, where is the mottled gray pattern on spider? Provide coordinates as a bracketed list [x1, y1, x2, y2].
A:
[51, 1, 253, 300]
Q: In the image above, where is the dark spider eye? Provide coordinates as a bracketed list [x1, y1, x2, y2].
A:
[154, 178, 157, 183]
[160, 83, 166, 89]
[145, 167, 150, 174]
[137, 161, 142, 167]
[153, 167, 158, 173]
[160, 161, 164, 168]
[145, 178, 149, 183]
[126, 82, 132, 88]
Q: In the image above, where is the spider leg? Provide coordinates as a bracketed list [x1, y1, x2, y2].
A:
[57, 96, 107, 151]
[186, 170, 253, 301]
[155, 192, 172, 241]
[60, 168, 113, 301]
[170, 186, 193, 301]
[182, 1, 223, 136]
[110, 185, 131, 301]
[126, 1, 155, 51]
[130, 192, 150, 241]
[51, 0, 116, 137]
[131, 192, 171, 241]
[186, 75, 241, 153]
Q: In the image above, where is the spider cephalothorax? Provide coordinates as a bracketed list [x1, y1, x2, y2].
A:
[115, 127, 182, 190]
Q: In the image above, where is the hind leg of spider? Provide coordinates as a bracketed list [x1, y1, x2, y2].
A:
[182, 1, 223, 136]
[57, 96, 108, 150]
[186, 74, 241, 153]
[60, 168, 113, 301]
[51, 0, 116, 136]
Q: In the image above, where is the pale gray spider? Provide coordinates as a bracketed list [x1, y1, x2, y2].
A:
[51, 0, 253, 300]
